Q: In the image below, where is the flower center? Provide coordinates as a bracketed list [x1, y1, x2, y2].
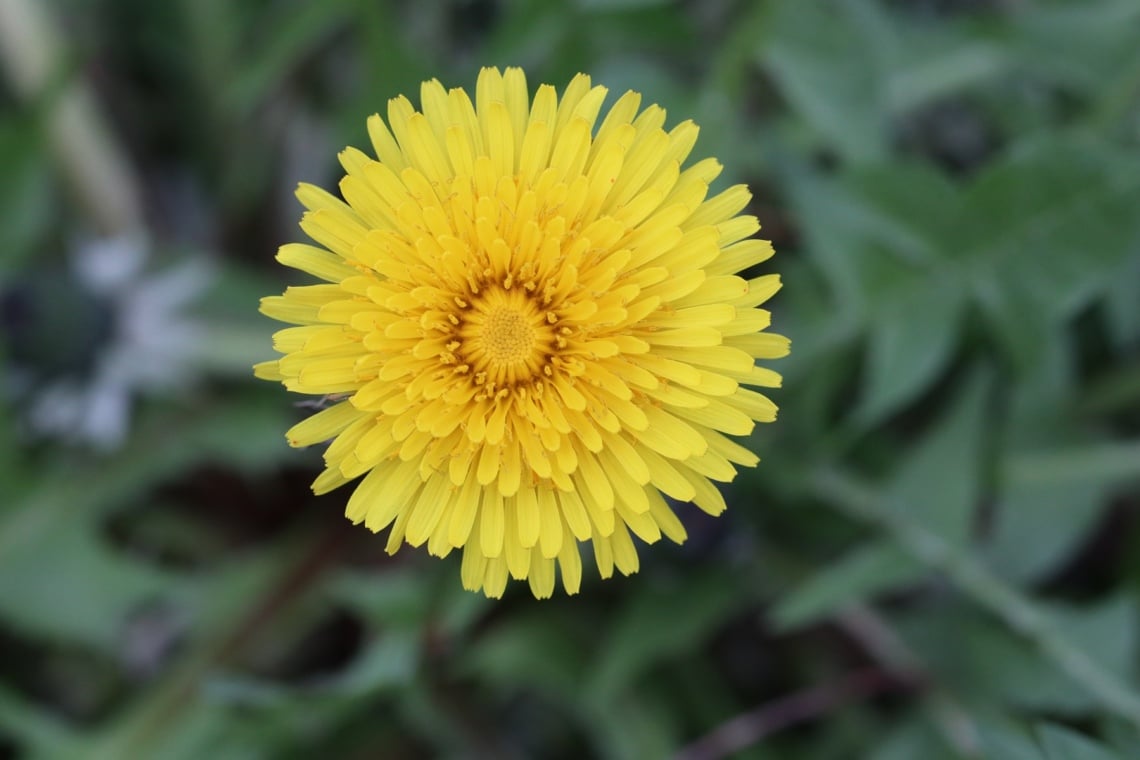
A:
[482, 307, 535, 365]
[459, 288, 553, 384]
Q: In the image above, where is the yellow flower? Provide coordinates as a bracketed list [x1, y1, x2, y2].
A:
[255, 67, 789, 599]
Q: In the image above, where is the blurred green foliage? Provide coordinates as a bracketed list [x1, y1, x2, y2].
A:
[1, 0, 1139, 757]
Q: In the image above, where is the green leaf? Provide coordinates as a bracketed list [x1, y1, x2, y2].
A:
[963, 138, 1140, 362]
[867, 718, 963, 760]
[583, 693, 679, 760]
[324, 631, 418, 695]
[1038, 724, 1123, 760]
[770, 541, 924, 632]
[977, 721, 1048, 760]
[783, 168, 882, 312]
[989, 439, 1140, 582]
[575, 0, 670, 9]
[761, 1, 887, 163]
[887, 41, 1011, 113]
[0, 684, 81, 757]
[986, 480, 1109, 584]
[882, 369, 989, 545]
[1012, 0, 1140, 92]
[857, 276, 964, 425]
[587, 569, 742, 701]
[326, 568, 434, 629]
[0, 520, 182, 648]
[0, 119, 53, 276]
[464, 609, 589, 698]
[1102, 717, 1140, 759]
[1106, 255, 1140, 350]
[894, 595, 1139, 717]
[221, 0, 354, 117]
[787, 369, 996, 633]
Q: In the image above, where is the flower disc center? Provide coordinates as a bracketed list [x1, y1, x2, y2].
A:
[482, 307, 536, 365]
[459, 288, 551, 383]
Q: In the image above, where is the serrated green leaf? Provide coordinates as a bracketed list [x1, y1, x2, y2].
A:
[770, 540, 924, 632]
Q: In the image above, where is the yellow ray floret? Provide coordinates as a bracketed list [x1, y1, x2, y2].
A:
[256, 67, 789, 599]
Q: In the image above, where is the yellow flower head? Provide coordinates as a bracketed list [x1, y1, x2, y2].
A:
[255, 67, 789, 598]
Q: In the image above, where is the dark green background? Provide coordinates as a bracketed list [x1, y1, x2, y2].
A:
[2, 0, 1139, 757]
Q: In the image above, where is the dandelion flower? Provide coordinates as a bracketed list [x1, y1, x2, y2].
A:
[255, 67, 789, 598]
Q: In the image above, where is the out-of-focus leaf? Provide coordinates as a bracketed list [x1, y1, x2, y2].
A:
[866, 718, 962, 760]
[785, 160, 969, 423]
[882, 369, 989, 545]
[888, 42, 1011, 113]
[197, 321, 276, 376]
[1038, 723, 1123, 760]
[894, 595, 1139, 716]
[989, 439, 1140, 582]
[0, 120, 53, 276]
[977, 720, 1047, 760]
[323, 631, 418, 695]
[774, 372, 988, 629]
[770, 541, 923, 632]
[0, 684, 81, 757]
[963, 139, 1140, 363]
[1105, 255, 1140, 350]
[1102, 718, 1140, 759]
[784, 168, 882, 312]
[846, 164, 961, 262]
[587, 570, 743, 702]
[1005, 441, 1140, 491]
[326, 568, 433, 629]
[575, 0, 670, 9]
[0, 395, 297, 647]
[857, 275, 964, 425]
[585, 692, 678, 760]
[222, 0, 353, 117]
[205, 629, 417, 704]
[0, 521, 182, 648]
[761, 1, 887, 163]
[84, 534, 320, 760]
[1011, 0, 1140, 92]
[464, 609, 588, 697]
[986, 480, 1108, 584]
